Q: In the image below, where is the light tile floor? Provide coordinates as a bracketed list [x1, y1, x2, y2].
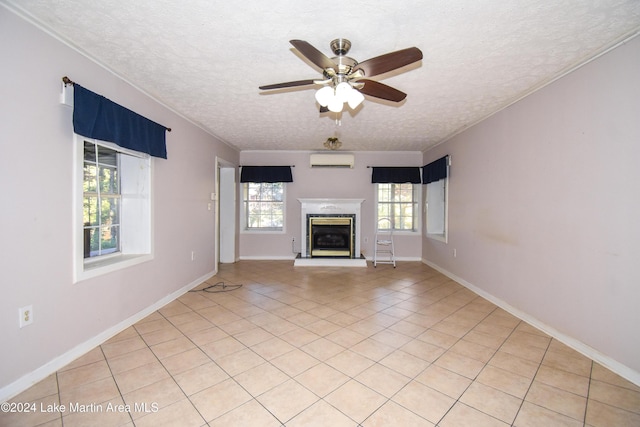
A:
[2, 261, 640, 426]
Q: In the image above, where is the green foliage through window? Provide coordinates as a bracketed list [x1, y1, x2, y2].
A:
[243, 182, 284, 230]
[377, 183, 417, 231]
[83, 141, 121, 257]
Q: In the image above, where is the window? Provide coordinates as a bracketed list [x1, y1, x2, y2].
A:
[376, 183, 419, 231]
[243, 182, 284, 231]
[425, 177, 448, 241]
[424, 155, 449, 242]
[74, 135, 152, 281]
[83, 141, 121, 257]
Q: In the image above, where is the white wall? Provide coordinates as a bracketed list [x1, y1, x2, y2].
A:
[422, 35, 640, 383]
[0, 7, 238, 399]
[239, 151, 424, 260]
[219, 166, 237, 263]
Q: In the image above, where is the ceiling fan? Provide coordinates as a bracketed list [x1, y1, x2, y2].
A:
[259, 39, 423, 113]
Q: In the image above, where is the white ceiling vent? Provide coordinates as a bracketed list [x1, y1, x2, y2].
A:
[309, 153, 355, 168]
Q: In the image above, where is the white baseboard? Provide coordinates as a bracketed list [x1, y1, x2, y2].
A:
[422, 259, 640, 387]
[238, 255, 422, 262]
[237, 255, 422, 264]
[365, 256, 422, 262]
[0, 270, 217, 402]
[238, 255, 297, 260]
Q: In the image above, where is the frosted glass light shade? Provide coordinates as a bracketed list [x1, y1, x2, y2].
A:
[315, 86, 334, 107]
[335, 82, 352, 103]
[347, 89, 365, 109]
[316, 82, 363, 112]
[328, 97, 344, 113]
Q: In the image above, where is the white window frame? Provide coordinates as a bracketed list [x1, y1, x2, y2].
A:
[375, 183, 421, 234]
[425, 177, 448, 242]
[241, 182, 286, 234]
[73, 135, 153, 282]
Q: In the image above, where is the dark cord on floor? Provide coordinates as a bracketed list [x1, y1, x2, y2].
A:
[189, 281, 243, 293]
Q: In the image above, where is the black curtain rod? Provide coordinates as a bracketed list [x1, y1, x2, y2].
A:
[239, 165, 295, 167]
[62, 76, 172, 132]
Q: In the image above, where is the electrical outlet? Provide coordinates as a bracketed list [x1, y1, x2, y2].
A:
[19, 305, 33, 328]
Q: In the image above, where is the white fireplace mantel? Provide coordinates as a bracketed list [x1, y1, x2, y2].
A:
[298, 198, 364, 258]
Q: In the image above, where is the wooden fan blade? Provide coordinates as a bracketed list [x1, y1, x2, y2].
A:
[259, 79, 317, 90]
[358, 79, 407, 102]
[354, 47, 423, 78]
[290, 40, 337, 70]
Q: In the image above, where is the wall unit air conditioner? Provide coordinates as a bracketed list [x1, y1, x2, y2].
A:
[309, 153, 355, 168]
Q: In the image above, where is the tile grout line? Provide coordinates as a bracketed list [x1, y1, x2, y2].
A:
[355, 285, 503, 425]
[174, 285, 322, 426]
[426, 303, 512, 426]
[509, 329, 553, 426]
[156, 303, 274, 426]
[105, 322, 183, 426]
[53, 370, 63, 426]
[582, 361, 594, 427]
[202, 270, 437, 426]
[117, 306, 214, 426]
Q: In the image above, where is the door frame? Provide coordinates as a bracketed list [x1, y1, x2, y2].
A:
[215, 157, 236, 272]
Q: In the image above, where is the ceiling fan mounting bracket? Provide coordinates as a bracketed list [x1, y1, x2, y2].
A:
[328, 39, 358, 77]
[330, 38, 351, 56]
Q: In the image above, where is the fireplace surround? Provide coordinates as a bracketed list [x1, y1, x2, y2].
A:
[298, 198, 364, 259]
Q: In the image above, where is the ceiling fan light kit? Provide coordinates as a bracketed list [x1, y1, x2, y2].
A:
[324, 137, 342, 150]
[319, 83, 364, 113]
[259, 38, 423, 113]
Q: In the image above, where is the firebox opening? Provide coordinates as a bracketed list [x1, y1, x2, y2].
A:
[308, 216, 354, 258]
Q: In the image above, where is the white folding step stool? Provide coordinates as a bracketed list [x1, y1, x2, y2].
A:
[373, 218, 396, 267]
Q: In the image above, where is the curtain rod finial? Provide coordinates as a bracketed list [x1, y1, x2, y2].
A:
[62, 76, 74, 86]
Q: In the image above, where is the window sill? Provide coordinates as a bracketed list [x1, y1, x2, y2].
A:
[75, 253, 153, 283]
[381, 230, 420, 235]
[241, 229, 286, 234]
[426, 232, 447, 243]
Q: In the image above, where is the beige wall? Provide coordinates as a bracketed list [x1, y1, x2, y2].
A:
[422, 35, 640, 383]
[238, 151, 424, 260]
[0, 7, 238, 399]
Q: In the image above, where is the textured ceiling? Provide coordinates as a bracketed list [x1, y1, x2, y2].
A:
[3, 0, 640, 152]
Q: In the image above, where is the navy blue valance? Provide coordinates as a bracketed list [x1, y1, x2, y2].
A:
[73, 84, 168, 159]
[371, 167, 421, 184]
[423, 156, 449, 184]
[240, 166, 293, 183]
